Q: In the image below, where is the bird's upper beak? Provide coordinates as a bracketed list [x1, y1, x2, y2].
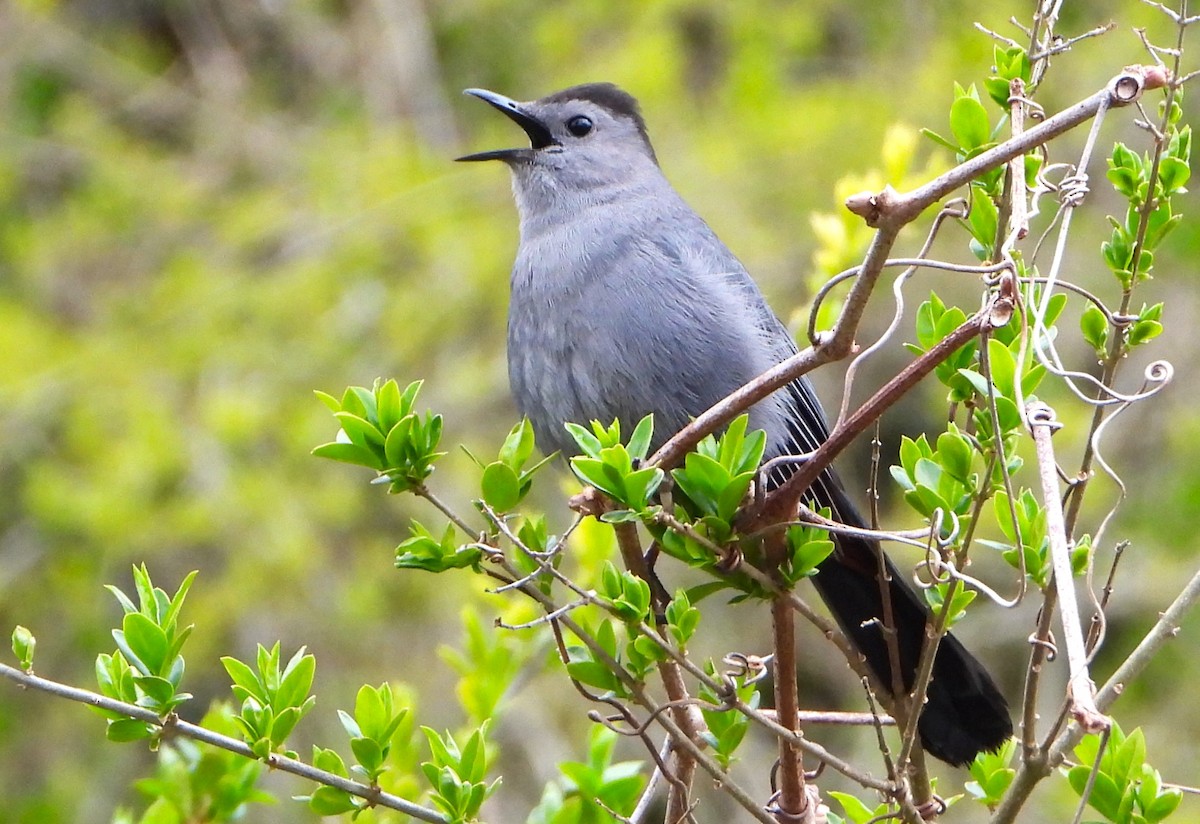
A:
[456, 88, 557, 162]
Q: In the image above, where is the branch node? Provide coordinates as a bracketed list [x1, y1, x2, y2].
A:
[845, 186, 898, 227]
[568, 486, 606, 518]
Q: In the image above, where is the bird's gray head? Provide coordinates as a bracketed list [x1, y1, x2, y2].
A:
[458, 83, 660, 217]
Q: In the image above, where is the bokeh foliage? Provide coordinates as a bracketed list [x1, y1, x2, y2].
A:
[2, 1, 1198, 821]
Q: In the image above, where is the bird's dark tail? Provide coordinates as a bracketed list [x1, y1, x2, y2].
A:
[807, 471, 1013, 766]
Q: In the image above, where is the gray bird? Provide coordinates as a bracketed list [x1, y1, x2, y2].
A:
[459, 82, 1011, 766]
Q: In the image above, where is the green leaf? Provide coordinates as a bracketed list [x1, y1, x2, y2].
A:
[337, 708, 362, 739]
[481, 461, 521, 511]
[106, 718, 154, 743]
[936, 428, 973, 483]
[987, 338, 1017, 396]
[313, 745, 349, 776]
[1158, 155, 1190, 194]
[983, 76, 1012, 108]
[160, 571, 196, 634]
[133, 674, 177, 706]
[569, 456, 623, 500]
[1127, 319, 1162, 347]
[914, 299, 937, 349]
[276, 648, 315, 711]
[967, 185, 999, 251]
[307, 785, 358, 816]
[376, 379, 403, 431]
[311, 441, 377, 467]
[566, 659, 622, 693]
[600, 508, 641, 523]
[269, 706, 302, 746]
[565, 422, 603, 457]
[350, 736, 384, 773]
[1017, 362, 1046, 398]
[498, 419, 536, 469]
[626, 414, 655, 460]
[333, 411, 385, 453]
[921, 127, 961, 154]
[1112, 727, 1146, 787]
[950, 93, 991, 150]
[354, 684, 386, 739]
[11, 625, 35, 670]
[104, 584, 138, 616]
[222, 656, 265, 704]
[789, 534, 835, 578]
[829, 790, 888, 824]
[314, 389, 342, 413]
[120, 612, 169, 676]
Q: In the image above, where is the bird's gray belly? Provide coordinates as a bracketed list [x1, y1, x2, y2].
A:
[507, 273, 775, 457]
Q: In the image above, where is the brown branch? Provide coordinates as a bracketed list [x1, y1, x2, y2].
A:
[760, 297, 1010, 524]
[770, 593, 811, 822]
[612, 519, 702, 822]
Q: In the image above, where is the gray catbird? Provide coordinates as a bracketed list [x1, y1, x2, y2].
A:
[459, 82, 1011, 766]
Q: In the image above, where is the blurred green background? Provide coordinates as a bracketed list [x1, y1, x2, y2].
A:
[2, 0, 1199, 821]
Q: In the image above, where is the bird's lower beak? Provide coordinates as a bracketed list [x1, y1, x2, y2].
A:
[456, 88, 557, 162]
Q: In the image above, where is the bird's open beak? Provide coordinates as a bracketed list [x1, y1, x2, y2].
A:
[456, 88, 557, 162]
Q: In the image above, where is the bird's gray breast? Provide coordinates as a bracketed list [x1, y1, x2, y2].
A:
[506, 197, 796, 457]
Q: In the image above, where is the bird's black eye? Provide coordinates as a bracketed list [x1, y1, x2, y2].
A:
[566, 115, 593, 137]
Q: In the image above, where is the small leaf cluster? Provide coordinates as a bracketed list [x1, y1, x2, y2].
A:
[1104, 118, 1190, 290]
[507, 515, 559, 596]
[466, 418, 554, 512]
[11, 624, 35, 671]
[1068, 724, 1182, 824]
[976, 285, 1058, 453]
[983, 45, 1033, 108]
[567, 587, 700, 694]
[698, 666, 759, 770]
[984, 489, 1089, 589]
[528, 727, 644, 824]
[565, 619, 630, 696]
[891, 426, 977, 525]
[300, 683, 409, 816]
[672, 415, 765, 524]
[115, 705, 273, 824]
[221, 643, 316, 759]
[1081, 302, 1164, 360]
[96, 565, 197, 742]
[905, 292, 1055, 456]
[598, 561, 652, 624]
[395, 521, 483, 573]
[421, 725, 500, 823]
[663, 590, 701, 649]
[908, 294, 980, 404]
[923, 581, 977, 626]
[313, 379, 445, 493]
[657, 415, 766, 567]
[966, 738, 1016, 809]
[440, 606, 532, 724]
[778, 521, 835, 587]
[567, 416, 664, 514]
